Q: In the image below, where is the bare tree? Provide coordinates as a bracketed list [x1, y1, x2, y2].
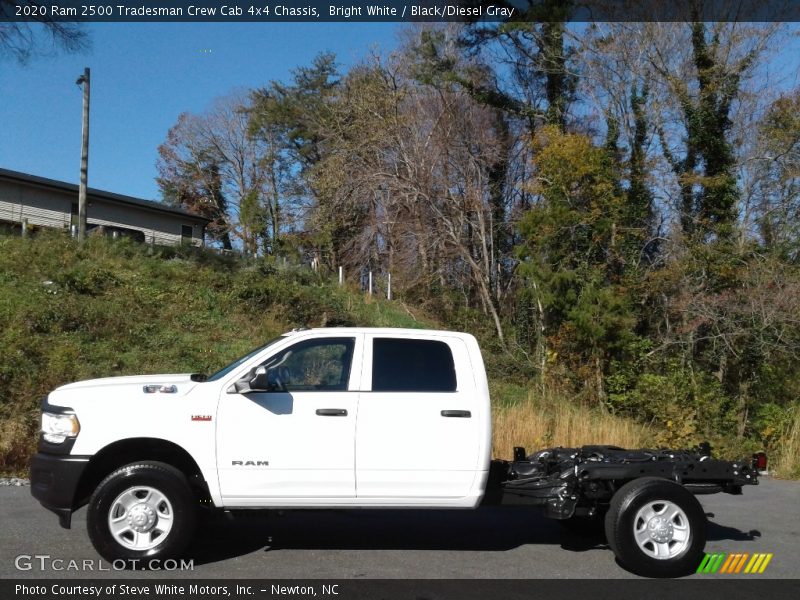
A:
[635, 22, 780, 241]
[748, 89, 800, 257]
[309, 49, 512, 341]
[157, 92, 282, 254]
[1, 1, 89, 63]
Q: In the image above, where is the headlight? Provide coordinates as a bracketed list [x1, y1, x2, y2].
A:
[41, 412, 80, 444]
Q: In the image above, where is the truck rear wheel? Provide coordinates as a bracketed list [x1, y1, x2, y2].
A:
[604, 477, 706, 577]
[87, 461, 196, 565]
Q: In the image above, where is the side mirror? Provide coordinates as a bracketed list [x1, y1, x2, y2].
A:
[232, 366, 284, 394]
[250, 366, 273, 391]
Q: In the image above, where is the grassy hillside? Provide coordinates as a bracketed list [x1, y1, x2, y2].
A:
[1, 232, 794, 477]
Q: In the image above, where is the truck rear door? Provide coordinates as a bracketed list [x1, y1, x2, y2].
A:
[355, 334, 481, 500]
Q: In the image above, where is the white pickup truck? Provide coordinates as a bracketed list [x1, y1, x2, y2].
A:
[31, 327, 761, 577]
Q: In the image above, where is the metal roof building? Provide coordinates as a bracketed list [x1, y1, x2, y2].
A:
[0, 168, 210, 246]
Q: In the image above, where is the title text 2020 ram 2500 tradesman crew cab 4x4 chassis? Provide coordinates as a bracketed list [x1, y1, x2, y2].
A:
[31, 328, 761, 577]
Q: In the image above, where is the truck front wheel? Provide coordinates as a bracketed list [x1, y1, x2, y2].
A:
[87, 461, 196, 565]
[604, 477, 706, 577]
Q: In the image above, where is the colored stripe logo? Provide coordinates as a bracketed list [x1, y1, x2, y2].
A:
[697, 552, 773, 574]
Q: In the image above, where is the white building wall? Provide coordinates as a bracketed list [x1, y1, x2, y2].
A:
[88, 200, 203, 246]
[0, 181, 71, 229]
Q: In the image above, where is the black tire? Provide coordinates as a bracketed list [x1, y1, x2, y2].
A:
[604, 477, 706, 578]
[87, 461, 196, 566]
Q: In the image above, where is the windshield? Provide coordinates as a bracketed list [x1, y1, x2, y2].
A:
[205, 336, 284, 382]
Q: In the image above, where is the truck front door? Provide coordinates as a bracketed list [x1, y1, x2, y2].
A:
[216, 335, 361, 504]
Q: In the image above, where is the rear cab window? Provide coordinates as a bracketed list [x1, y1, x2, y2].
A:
[371, 338, 457, 392]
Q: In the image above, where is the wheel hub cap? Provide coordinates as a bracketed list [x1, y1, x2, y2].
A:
[647, 516, 674, 543]
[127, 503, 157, 533]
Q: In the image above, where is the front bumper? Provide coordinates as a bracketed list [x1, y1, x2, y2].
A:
[30, 452, 90, 529]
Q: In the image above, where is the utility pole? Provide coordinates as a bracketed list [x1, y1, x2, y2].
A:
[76, 68, 90, 241]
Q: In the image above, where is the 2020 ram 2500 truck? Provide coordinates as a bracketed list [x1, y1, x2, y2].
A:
[30, 328, 761, 577]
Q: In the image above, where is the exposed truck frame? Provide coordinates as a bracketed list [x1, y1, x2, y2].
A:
[488, 444, 758, 515]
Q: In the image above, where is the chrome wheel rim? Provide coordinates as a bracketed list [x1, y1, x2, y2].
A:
[108, 486, 174, 550]
[633, 500, 691, 560]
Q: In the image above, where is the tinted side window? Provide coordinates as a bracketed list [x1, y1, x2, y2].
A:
[261, 338, 355, 392]
[372, 338, 456, 392]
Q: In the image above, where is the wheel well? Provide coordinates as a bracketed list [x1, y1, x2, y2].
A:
[75, 438, 211, 509]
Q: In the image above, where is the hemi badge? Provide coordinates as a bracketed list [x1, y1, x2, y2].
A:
[191, 415, 212, 421]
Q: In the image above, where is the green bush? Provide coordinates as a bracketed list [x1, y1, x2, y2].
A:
[54, 265, 120, 295]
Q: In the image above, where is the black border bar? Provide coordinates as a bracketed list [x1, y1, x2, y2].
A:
[3, 1, 800, 23]
[4, 579, 800, 600]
